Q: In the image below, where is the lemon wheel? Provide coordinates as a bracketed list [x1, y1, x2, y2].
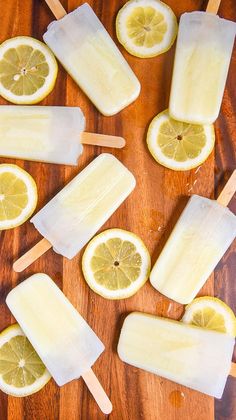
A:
[0, 324, 51, 397]
[182, 297, 236, 337]
[0, 164, 37, 230]
[147, 109, 215, 170]
[116, 0, 177, 58]
[82, 229, 151, 299]
[0, 36, 58, 104]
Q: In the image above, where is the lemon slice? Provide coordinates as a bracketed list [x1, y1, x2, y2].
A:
[182, 297, 236, 337]
[147, 109, 215, 171]
[0, 324, 51, 397]
[116, 0, 177, 58]
[82, 229, 151, 299]
[0, 164, 37, 230]
[0, 36, 58, 104]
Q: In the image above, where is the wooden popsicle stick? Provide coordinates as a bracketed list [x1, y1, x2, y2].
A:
[13, 238, 52, 273]
[217, 170, 236, 207]
[206, 0, 221, 14]
[81, 132, 125, 149]
[230, 362, 236, 378]
[82, 369, 112, 414]
[44, 0, 67, 20]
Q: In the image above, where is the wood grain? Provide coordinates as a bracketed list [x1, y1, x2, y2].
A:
[0, 1, 235, 419]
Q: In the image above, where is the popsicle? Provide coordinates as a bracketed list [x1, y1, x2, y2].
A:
[169, 0, 236, 124]
[150, 171, 236, 304]
[6, 273, 112, 414]
[118, 312, 236, 398]
[0, 105, 125, 165]
[13, 153, 136, 271]
[43, 1, 140, 116]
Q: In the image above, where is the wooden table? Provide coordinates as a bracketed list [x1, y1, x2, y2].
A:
[0, 0, 235, 419]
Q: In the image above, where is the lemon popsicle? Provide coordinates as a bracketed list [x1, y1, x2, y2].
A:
[169, 12, 236, 124]
[6, 274, 112, 413]
[118, 313, 235, 398]
[0, 106, 84, 165]
[0, 106, 125, 165]
[150, 194, 236, 304]
[14, 154, 136, 271]
[43, 3, 140, 116]
[6, 274, 104, 385]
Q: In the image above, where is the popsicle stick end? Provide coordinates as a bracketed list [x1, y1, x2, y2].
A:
[82, 369, 112, 414]
[117, 137, 126, 148]
[102, 401, 113, 415]
[13, 260, 24, 273]
[13, 238, 52, 273]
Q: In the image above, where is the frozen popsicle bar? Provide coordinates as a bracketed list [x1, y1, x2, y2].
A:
[43, 3, 140, 116]
[169, 12, 236, 124]
[0, 106, 84, 165]
[150, 195, 236, 304]
[0, 105, 125, 165]
[118, 312, 235, 398]
[6, 273, 104, 385]
[13, 154, 135, 270]
[6, 273, 112, 413]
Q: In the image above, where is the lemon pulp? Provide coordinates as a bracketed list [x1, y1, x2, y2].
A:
[91, 238, 142, 290]
[0, 324, 51, 396]
[157, 119, 207, 162]
[188, 308, 227, 333]
[182, 297, 236, 337]
[126, 6, 167, 48]
[0, 335, 47, 387]
[0, 45, 49, 96]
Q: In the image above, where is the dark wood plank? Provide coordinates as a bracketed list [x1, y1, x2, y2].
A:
[214, 2, 236, 420]
[0, 1, 235, 420]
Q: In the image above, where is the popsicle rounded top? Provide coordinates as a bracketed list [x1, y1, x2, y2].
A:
[43, 3, 141, 116]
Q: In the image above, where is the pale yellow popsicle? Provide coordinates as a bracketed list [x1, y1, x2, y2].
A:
[43, 3, 140, 116]
[0, 106, 84, 165]
[150, 195, 236, 304]
[169, 12, 236, 124]
[31, 153, 136, 259]
[6, 274, 105, 386]
[118, 312, 235, 398]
